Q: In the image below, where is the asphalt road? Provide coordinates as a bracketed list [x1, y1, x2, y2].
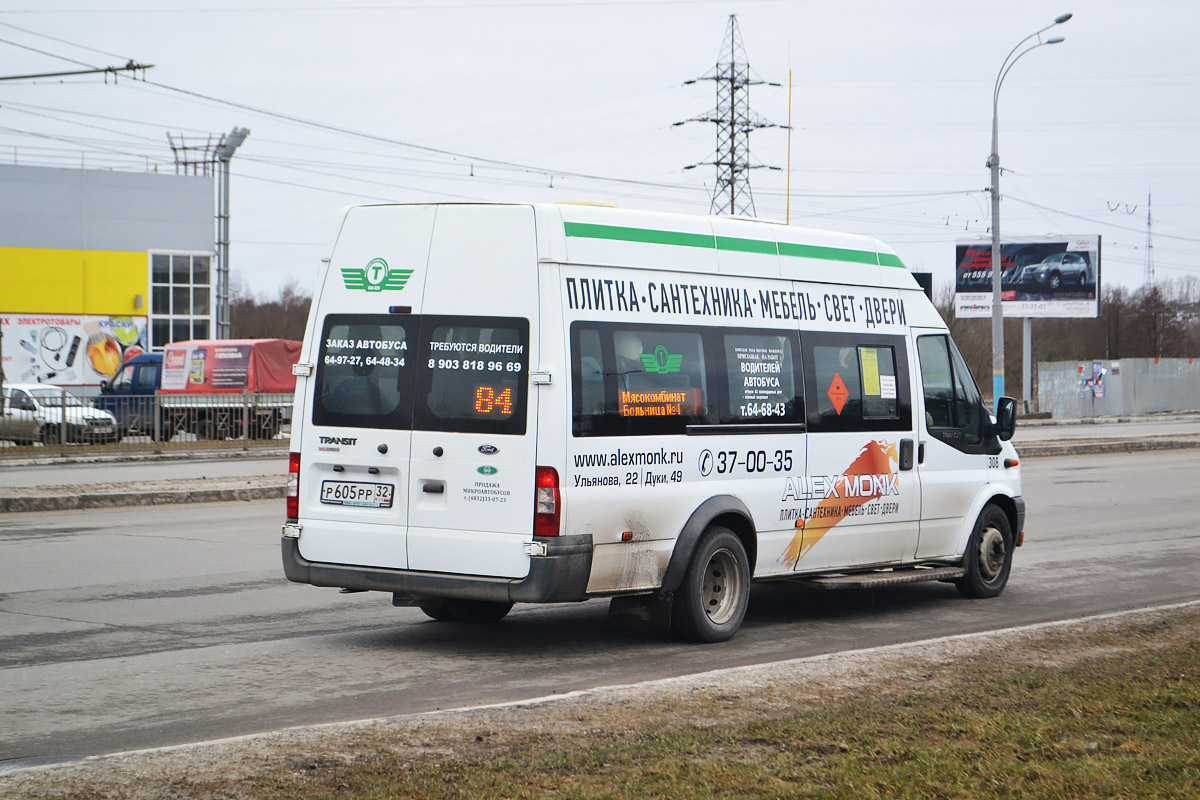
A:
[1, 448, 1198, 766]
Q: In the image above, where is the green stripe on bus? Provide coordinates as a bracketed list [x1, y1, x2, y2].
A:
[563, 222, 715, 249]
[715, 236, 778, 255]
[565, 222, 905, 268]
[776, 241, 878, 265]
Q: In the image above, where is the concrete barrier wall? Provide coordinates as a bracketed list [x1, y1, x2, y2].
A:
[1038, 358, 1200, 418]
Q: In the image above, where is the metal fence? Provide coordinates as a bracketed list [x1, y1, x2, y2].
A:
[1037, 358, 1200, 418]
[0, 388, 292, 456]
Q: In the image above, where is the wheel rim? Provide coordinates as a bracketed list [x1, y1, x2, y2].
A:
[978, 524, 1007, 583]
[701, 547, 743, 626]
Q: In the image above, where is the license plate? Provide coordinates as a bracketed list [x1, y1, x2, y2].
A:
[92, 425, 114, 433]
[320, 480, 394, 508]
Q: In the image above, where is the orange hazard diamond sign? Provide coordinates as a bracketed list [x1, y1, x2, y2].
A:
[827, 371, 849, 415]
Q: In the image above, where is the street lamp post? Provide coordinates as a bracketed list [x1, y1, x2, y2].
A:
[988, 13, 1071, 405]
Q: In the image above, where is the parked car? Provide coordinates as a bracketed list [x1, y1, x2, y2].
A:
[1019, 252, 1092, 290]
[0, 383, 119, 445]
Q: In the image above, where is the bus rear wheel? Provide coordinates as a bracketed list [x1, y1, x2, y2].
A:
[672, 526, 750, 643]
[444, 599, 513, 623]
[417, 601, 456, 622]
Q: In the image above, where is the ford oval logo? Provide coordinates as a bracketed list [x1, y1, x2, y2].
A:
[478, 444, 499, 455]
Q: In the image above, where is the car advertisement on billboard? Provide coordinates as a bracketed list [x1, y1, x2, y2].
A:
[0, 314, 149, 388]
[954, 235, 1101, 319]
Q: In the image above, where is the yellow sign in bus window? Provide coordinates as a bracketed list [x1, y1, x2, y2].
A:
[860, 347, 881, 396]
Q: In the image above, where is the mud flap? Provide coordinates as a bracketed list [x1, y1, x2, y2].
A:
[608, 591, 674, 632]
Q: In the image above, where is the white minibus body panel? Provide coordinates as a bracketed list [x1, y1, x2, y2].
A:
[284, 202, 1024, 642]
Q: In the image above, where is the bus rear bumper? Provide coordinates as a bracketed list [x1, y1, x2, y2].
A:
[281, 534, 593, 604]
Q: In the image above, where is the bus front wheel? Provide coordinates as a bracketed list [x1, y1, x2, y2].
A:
[956, 505, 1013, 599]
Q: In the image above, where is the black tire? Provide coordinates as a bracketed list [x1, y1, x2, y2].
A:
[671, 526, 750, 643]
[444, 599, 513, 623]
[956, 505, 1014, 599]
[417, 601, 456, 622]
[39, 425, 59, 445]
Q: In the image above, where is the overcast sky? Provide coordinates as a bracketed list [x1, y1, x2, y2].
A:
[0, 0, 1196, 299]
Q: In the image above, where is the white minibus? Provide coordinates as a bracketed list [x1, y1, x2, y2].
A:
[283, 202, 1023, 642]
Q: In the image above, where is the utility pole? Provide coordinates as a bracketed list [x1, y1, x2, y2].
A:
[1144, 192, 1154, 285]
[214, 128, 249, 340]
[167, 127, 249, 340]
[675, 14, 782, 216]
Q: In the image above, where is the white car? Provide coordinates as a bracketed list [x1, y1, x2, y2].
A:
[0, 383, 120, 445]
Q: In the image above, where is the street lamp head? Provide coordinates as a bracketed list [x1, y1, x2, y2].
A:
[1054, 13, 1073, 24]
[1046, 36, 1066, 45]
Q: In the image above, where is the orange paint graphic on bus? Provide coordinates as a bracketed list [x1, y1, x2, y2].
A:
[781, 439, 899, 569]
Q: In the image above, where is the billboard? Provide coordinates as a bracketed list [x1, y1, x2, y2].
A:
[162, 342, 253, 391]
[0, 314, 148, 388]
[954, 235, 1101, 319]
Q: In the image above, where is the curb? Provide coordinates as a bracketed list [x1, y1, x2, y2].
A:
[0, 480, 285, 514]
[0, 447, 289, 469]
[1016, 435, 1200, 458]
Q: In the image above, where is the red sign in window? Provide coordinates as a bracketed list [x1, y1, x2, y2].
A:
[827, 372, 849, 415]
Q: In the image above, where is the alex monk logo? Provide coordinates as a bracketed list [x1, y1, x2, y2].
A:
[640, 345, 683, 374]
[341, 257, 413, 292]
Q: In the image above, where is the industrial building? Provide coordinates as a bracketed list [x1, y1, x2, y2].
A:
[0, 163, 216, 391]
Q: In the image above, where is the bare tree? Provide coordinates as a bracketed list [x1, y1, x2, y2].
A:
[230, 279, 311, 341]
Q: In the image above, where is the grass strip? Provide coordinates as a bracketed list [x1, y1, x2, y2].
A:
[248, 613, 1200, 800]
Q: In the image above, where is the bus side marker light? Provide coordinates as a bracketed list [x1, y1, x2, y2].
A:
[622, 531, 634, 542]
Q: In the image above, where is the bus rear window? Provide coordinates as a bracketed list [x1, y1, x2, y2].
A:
[414, 315, 529, 435]
[312, 314, 414, 430]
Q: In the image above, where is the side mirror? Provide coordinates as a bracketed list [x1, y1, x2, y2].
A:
[99, 379, 110, 393]
[995, 396, 1017, 441]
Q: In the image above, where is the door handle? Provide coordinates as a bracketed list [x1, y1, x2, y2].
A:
[918, 441, 925, 464]
[422, 483, 445, 494]
[899, 439, 915, 471]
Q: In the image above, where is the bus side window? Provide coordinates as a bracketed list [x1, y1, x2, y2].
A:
[577, 328, 605, 426]
[721, 332, 803, 425]
[916, 336, 954, 428]
[803, 333, 909, 433]
[571, 322, 712, 437]
[949, 340, 983, 445]
[917, 334, 984, 447]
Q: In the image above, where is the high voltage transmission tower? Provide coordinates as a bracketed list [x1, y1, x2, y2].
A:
[675, 14, 783, 217]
